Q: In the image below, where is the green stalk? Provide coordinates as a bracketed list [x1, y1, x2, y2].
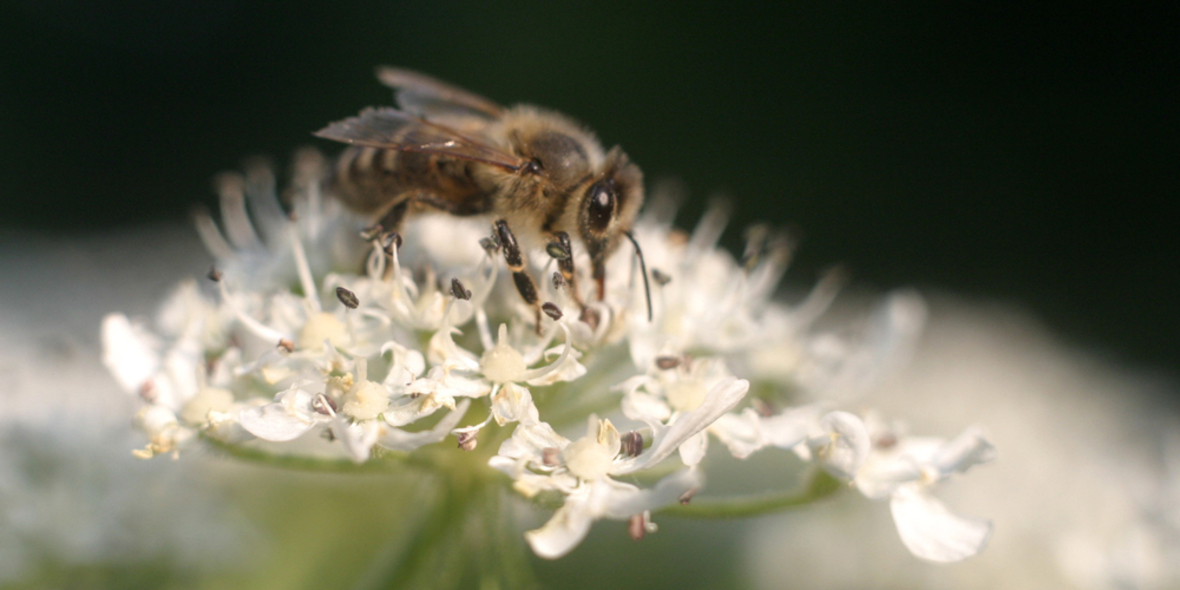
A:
[659, 470, 843, 519]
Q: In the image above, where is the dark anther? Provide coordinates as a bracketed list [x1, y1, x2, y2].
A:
[621, 431, 644, 457]
[457, 431, 478, 452]
[651, 268, 672, 286]
[628, 514, 648, 542]
[751, 398, 775, 418]
[541, 302, 563, 321]
[655, 356, 681, 370]
[381, 231, 402, 255]
[546, 240, 571, 261]
[875, 432, 899, 450]
[361, 223, 384, 241]
[412, 265, 429, 286]
[541, 447, 561, 467]
[678, 487, 699, 505]
[207, 267, 222, 282]
[450, 278, 472, 301]
[580, 307, 601, 331]
[552, 272, 566, 290]
[138, 381, 156, 403]
[479, 236, 499, 254]
[277, 339, 295, 353]
[336, 287, 359, 309]
[312, 393, 337, 415]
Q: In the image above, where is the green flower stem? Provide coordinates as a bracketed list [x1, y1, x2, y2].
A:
[383, 480, 469, 590]
[659, 470, 843, 519]
[479, 486, 537, 590]
[364, 472, 535, 589]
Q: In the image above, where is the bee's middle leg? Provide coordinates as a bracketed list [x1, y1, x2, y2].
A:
[494, 219, 545, 333]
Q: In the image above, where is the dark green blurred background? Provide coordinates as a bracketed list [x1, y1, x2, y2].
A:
[2, 2, 1175, 370]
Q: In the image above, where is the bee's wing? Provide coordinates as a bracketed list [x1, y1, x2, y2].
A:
[314, 107, 527, 172]
[376, 66, 505, 120]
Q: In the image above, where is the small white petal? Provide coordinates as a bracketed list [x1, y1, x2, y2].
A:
[813, 411, 871, 481]
[677, 430, 709, 467]
[509, 470, 577, 498]
[931, 427, 997, 478]
[382, 395, 443, 427]
[759, 405, 823, 449]
[890, 484, 992, 563]
[427, 326, 480, 370]
[617, 378, 748, 474]
[296, 312, 346, 350]
[855, 454, 924, 500]
[525, 343, 587, 386]
[620, 390, 673, 427]
[401, 365, 490, 416]
[488, 454, 523, 479]
[871, 290, 927, 362]
[526, 468, 699, 559]
[495, 421, 570, 464]
[380, 341, 426, 389]
[180, 387, 234, 425]
[239, 401, 317, 442]
[710, 409, 766, 458]
[101, 314, 160, 393]
[526, 486, 596, 559]
[599, 468, 701, 520]
[332, 418, 380, 463]
[136, 405, 178, 435]
[491, 382, 540, 426]
[380, 399, 470, 452]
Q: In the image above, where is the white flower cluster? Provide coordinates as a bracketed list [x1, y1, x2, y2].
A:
[101, 152, 995, 561]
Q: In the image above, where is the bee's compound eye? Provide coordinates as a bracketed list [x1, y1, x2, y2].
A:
[585, 178, 617, 233]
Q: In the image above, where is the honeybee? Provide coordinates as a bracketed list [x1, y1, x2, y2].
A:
[314, 67, 649, 322]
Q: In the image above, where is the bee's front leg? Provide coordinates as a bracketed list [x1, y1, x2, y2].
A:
[494, 219, 545, 333]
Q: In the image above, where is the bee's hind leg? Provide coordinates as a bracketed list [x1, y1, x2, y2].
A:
[494, 220, 546, 334]
[365, 198, 411, 237]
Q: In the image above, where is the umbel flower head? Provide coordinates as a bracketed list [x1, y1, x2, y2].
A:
[102, 150, 994, 565]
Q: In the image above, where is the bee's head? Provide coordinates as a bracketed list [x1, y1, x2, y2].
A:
[579, 147, 643, 272]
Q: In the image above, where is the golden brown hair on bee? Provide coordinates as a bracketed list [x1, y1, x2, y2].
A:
[314, 67, 649, 321]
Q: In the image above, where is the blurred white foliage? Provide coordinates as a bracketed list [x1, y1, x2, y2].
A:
[747, 296, 1180, 590]
[0, 228, 248, 582]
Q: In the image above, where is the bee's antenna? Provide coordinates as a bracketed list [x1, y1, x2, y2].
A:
[623, 230, 653, 322]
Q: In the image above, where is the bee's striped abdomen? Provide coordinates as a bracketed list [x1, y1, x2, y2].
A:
[330, 146, 490, 223]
